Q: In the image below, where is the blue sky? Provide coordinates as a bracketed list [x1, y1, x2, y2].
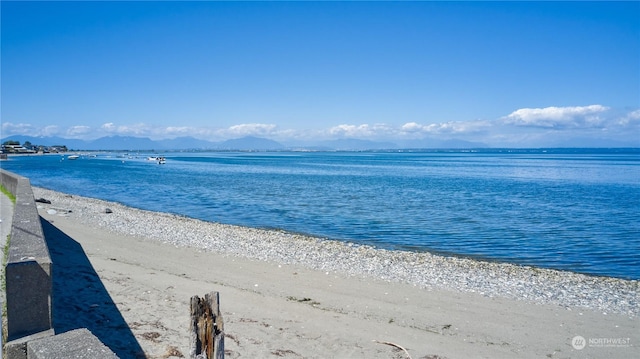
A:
[2, 1, 639, 147]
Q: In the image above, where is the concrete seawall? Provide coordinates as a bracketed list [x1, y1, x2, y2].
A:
[1, 169, 52, 342]
[1, 169, 117, 359]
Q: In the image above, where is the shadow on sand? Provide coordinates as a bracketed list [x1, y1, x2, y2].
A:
[41, 217, 145, 358]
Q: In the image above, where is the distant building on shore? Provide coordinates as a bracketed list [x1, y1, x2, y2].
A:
[1, 143, 36, 154]
[1, 141, 68, 154]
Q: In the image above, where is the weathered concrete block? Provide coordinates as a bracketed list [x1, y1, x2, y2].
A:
[27, 328, 118, 359]
[4, 330, 54, 359]
[5, 260, 52, 340]
[1, 170, 53, 340]
[0, 169, 19, 196]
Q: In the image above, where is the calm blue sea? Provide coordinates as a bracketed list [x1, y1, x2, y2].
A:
[2, 149, 639, 280]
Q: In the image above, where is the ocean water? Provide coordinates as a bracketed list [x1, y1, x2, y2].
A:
[2, 149, 639, 280]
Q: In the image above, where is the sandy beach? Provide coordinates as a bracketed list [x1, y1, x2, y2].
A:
[27, 187, 638, 358]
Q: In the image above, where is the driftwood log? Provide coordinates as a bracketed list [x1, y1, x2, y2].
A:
[190, 291, 224, 359]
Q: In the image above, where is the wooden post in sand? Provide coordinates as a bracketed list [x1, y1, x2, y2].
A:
[190, 291, 224, 359]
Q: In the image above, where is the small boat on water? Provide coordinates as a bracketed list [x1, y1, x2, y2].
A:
[148, 156, 166, 164]
[67, 155, 80, 160]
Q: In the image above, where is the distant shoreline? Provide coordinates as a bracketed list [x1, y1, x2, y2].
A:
[4, 147, 640, 154]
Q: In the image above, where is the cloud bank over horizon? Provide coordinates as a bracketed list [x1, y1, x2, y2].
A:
[2, 105, 639, 147]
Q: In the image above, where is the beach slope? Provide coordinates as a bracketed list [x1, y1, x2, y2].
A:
[33, 188, 638, 359]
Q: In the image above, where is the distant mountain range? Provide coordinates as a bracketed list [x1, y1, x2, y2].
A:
[1, 134, 487, 151]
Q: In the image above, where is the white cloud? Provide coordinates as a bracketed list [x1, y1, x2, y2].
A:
[628, 109, 640, 120]
[100, 122, 152, 136]
[503, 105, 609, 128]
[400, 122, 423, 133]
[39, 125, 61, 137]
[399, 120, 490, 137]
[327, 123, 394, 138]
[224, 123, 278, 137]
[118, 124, 151, 136]
[329, 124, 370, 137]
[615, 109, 640, 127]
[1, 122, 61, 138]
[66, 125, 91, 137]
[163, 126, 193, 136]
[101, 122, 116, 131]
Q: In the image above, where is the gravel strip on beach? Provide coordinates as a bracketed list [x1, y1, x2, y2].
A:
[34, 187, 639, 318]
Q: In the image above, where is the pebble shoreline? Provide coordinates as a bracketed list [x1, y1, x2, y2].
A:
[34, 187, 639, 318]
